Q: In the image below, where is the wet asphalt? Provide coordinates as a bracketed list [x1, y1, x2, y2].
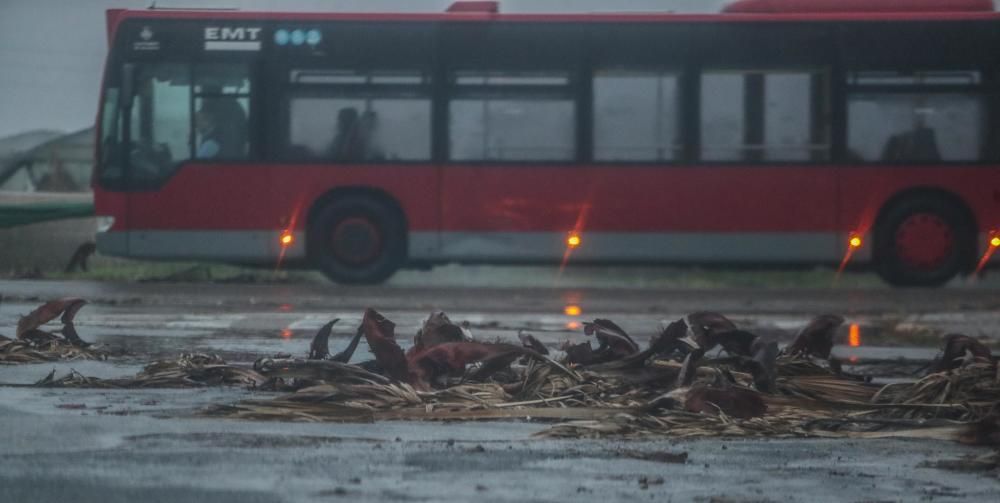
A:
[1, 276, 1000, 501]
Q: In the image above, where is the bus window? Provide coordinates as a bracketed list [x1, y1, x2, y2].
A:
[849, 70, 981, 86]
[700, 70, 829, 162]
[98, 86, 122, 183]
[105, 62, 255, 186]
[284, 70, 431, 162]
[846, 71, 986, 163]
[593, 71, 680, 162]
[848, 94, 984, 163]
[127, 64, 191, 183]
[449, 71, 575, 162]
[194, 63, 252, 159]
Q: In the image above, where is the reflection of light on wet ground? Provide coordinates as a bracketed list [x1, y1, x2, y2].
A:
[562, 302, 583, 331]
[280, 328, 293, 340]
[849, 323, 861, 347]
[277, 303, 293, 312]
[973, 233, 1000, 277]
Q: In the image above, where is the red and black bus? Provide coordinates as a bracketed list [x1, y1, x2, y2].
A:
[93, 0, 1000, 285]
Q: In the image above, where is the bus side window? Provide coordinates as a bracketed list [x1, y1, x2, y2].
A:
[98, 86, 123, 183]
[700, 70, 829, 163]
[283, 70, 431, 162]
[194, 64, 252, 160]
[593, 70, 681, 162]
[448, 71, 575, 162]
[846, 71, 985, 163]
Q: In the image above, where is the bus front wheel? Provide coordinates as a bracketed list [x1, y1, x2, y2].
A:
[874, 197, 974, 287]
[308, 196, 406, 284]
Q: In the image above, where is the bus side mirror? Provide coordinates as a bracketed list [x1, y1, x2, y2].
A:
[121, 63, 136, 109]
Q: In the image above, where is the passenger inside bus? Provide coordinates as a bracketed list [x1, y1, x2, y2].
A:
[880, 109, 941, 162]
[328, 107, 365, 161]
[195, 108, 221, 159]
[195, 94, 248, 159]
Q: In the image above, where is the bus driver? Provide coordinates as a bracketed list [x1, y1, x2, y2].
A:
[195, 107, 222, 159]
[195, 98, 249, 159]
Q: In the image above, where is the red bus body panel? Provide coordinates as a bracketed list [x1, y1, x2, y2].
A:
[110, 163, 1000, 236]
[121, 165, 439, 232]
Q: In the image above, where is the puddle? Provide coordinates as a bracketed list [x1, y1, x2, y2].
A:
[124, 432, 378, 449]
[0, 385, 265, 422]
[832, 345, 938, 362]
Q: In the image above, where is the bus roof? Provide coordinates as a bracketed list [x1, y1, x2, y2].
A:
[105, 0, 1000, 37]
[723, 0, 994, 14]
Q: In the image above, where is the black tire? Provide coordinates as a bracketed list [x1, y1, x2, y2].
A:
[873, 196, 974, 287]
[307, 196, 406, 284]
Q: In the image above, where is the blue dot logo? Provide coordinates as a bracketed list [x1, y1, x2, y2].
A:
[306, 29, 322, 46]
[291, 29, 305, 46]
[274, 29, 289, 46]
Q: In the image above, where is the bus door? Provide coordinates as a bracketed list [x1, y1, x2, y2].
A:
[118, 60, 276, 262]
[437, 23, 594, 261]
[672, 68, 840, 263]
[440, 70, 589, 261]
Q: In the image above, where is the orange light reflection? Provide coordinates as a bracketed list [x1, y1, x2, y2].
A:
[848, 323, 861, 347]
[973, 232, 1000, 278]
[275, 199, 305, 272]
[566, 321, 581, 330]
[280, 328, 293, 340]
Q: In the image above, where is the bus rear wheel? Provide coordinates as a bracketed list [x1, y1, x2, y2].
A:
[308, 196, 405, 284]
[874, 197, 973, 287]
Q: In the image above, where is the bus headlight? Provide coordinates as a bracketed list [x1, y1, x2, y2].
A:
[96, 216, 115, 233]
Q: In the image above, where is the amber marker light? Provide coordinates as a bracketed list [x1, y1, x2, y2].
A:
[835, 232, 865, 282]
[567, 234, 581, 249]
[992, 236, 1000, 248]
[279, 231, 294, 247]
[564, 305, 582, 316]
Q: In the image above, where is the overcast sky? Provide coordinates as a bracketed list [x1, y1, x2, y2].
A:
[0, 0, 737, 139]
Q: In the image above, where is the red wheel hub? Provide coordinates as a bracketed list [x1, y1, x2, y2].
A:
[894, 212, 954, 271]
[330, 217, 382, 265]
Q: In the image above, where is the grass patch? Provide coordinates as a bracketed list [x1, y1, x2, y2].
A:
[44, 257, 321, 284]
[388, 265, 886, 289]
[8, 255, 886, 288]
